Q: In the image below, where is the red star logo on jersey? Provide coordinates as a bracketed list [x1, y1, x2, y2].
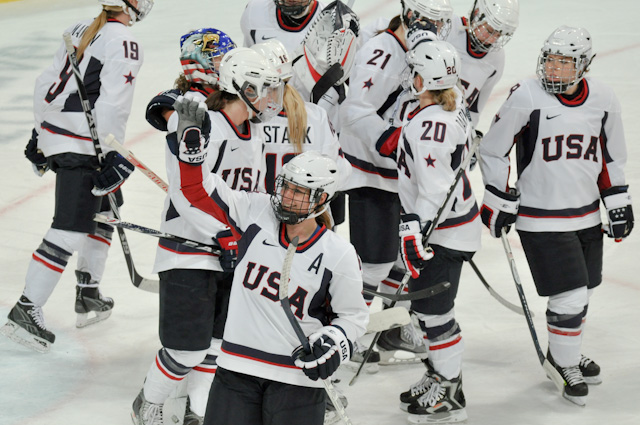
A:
[425, 154, 436, 168]
[363, 78, 374, 90]
[124, 71, 135, 85]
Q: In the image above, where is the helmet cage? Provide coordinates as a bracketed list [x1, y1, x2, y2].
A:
[233, 77, 284, 123]
[274, 0, 313, 17]
[402, 0, 453, 40]
[468, 0, 519, 53]
[271, 175, 329, 224]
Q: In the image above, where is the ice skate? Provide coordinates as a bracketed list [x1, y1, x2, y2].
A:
[400, 362, 436, 411]
[0, 296, 55, 353]
[579, 354, 601, 385]
[324, 380, 348, 425]
[407, 372, 467, 424]
[547, 351, 588, 406]
[131, 389, 164, 425]
[75, 270, 114, 328]
[376, 320, 427, 365]
[345, 339, 380, 374]
[182, 396, 203, 425]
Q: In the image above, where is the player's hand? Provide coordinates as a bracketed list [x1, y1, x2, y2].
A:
[602, 186, 633, 241]
[174, 96, 211, 165]
[406, 19, 438, 50]
[24, 128, 49, 177]
[399, 214, 434, 278]
[292, 326, 351, 381]
[92, 151, 134, 196]
[215, 229, 238, 272]
[480, 185, 520, 238]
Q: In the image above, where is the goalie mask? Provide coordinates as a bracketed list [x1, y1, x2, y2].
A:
[251, 39, 293, 81]
[536, 25, 595, 94]
[98, 0, 153, 24]
[401, 0, 454, 40]
[468, 0, 519, 52]
[273, 0, 314, 18]
[218, 47, 284, 123]
[179, 28, 237, 87]
[271, 151, 339, 225]
[293, 1, 359, 100]
[405, 40, 460, 95]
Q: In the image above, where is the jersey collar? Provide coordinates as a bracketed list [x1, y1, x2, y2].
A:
[220, 110, 251, 140]
[276, 1, 319, 32]
[463, 17, 489, 59]
[385, 29, 408, 52]
[555, 79, 589, 107]
[279, 223, 327, 253]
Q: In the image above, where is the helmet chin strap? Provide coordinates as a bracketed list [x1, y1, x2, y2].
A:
[233, 81, 263, 122]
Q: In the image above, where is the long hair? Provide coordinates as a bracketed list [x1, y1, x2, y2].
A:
[377, 15, 402, 34]
[283, 85, 307, 154]
[174, 74, 191, 94]
[77, 6, 122, 60]
[430, 88, 457, 111]
[315, 209, 333, 228]
[205, 89, 240, 111]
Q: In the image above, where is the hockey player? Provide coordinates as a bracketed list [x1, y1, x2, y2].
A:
[1, 0, 153, 353]
[132, 29, 236, 425]
[131, 47, 283, 425]
[396, 40, 480, 423]
[339, 0, 452, 365]
[478, 26, 632, 406]
[444, 0, 519, 127]
[175, 107, 368, 424]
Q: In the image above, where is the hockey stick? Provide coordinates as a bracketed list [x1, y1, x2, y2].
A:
[279, 236, 353, 425]
[104, 134, 169, 192]
[365, 307, 411, 334]
[362, 281, 450, 302]
[94, 215, 221, 256]
[350, 131, 483, 386]
[467, 259, 528, 316]
[63, 33, 158, 293]
[500, 232, 564, 393]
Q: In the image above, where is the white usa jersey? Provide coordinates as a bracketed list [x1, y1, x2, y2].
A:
[154, 106, 265, 273]
[34, 19, 143, 157]
[479, 77, 628, 232]
[261, 102, 351, 194]
[178, 164, 368, 388]
[445, 16, 504, 128]
[240, 0, 325, 56]
[340, 29, 409, 192]
[398, 94, 481, 252]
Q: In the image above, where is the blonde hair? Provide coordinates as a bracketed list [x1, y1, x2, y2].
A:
[283, 85, 307, 153]
[77, 6, 122, 60]
[431, 88, 457, 112]
[315, 209, 333, 228]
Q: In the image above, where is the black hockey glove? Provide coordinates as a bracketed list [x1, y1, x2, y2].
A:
[174, 96, 211, 165]
[375, 126, 401, 161]
[601, 185, 634, 241]
[292, 326, 351, 381]
[91, 151, 135, 196]
[480, 185, 520, 238]
[24, 128, 49, 177]
[399, 214, 434, 279]
[146, 88, 181, 131]
[215, 229, 238, 272]
[406, 19, 438, 50]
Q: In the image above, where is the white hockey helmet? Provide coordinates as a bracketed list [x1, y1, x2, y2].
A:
[536, 25, 595, 94]
[218, 47, 284, 122]
[180, 28, 237, 86]
[251, 39, 294, 81]
[406, 40, 460, 95]
[273, 0, 314, 18]
[401, 0, 453, 39]
[271, 151, 339, 224]
[468, 0, 519, 52]
[98, 0, 153, 24]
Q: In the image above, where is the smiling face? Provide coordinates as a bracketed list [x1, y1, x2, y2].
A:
[543, 54, 578, 84]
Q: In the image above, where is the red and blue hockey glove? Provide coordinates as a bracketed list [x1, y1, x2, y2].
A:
[292, 326, 351, 381]
[480, 185, 520, 238]
[174, 96, 211, 165]
[24, 128, 49, 177]
[399, 214, 434, 279]
[91, 151, 134, 196]
[375, 126, 402, 161]
[601, 186, 634, 241]
[215, 229, 238, 272]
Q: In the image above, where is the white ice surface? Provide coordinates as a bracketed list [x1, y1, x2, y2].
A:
[0, 1, 639, 424]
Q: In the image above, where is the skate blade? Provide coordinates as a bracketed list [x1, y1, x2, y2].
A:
[379, 349, 427, 366]
[0, 321, 51, 353]
[584, 375, 602, 385]
[562, 392, 587, 407]
[408, 409, 468, 423]
[76, 310, 112, 328]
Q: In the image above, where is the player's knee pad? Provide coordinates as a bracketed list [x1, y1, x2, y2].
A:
[361, 262, 395, 288]
[547, 287, 588, 315]
[415, 308, 458, 340]
[43, 228, 87, 255]
[163, 347, 209, 369]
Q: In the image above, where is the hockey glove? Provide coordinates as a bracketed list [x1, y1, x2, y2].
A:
[480, 185, 520, 238]
[146, 88, 180, 131]
[24, 128, 49, 177]
[91, 151, 135, 196]
[215, 229, 238, 272]
[375, 126, 402, 161]
[601, 185, 634, 241]
[406, 19, 438, 50]
[292, 326, 351, 381]
[399, 214, 434, 279]
[174, 96, 211, 165]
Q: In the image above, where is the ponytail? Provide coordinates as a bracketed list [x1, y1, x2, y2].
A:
[431, 88, 457, 112]
[377, 15, 402, 34]
[77, 6, 121, 60]
[283, 85, 307, 154]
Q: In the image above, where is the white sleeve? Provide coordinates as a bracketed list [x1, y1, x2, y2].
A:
[240, 3, 255, 47]
[470, 54, 504, 126]
[600, 91, 628, 188]
[311, 107, 353, 189]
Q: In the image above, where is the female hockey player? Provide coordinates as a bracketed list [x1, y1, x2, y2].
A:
[478, 26, 632, 406]
[132, 28, 237, 425]
[176, 113, 368, 424]
[395, 40, 480, 424]
[1, 0, 153, 352]
[444, 0, 519, 127]
[339, 0, 453, 364]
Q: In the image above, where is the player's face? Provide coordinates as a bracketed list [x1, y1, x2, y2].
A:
[280, 180, 312, 214]
[472, 22, 502, 46]
[544, 54, 577, 83]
